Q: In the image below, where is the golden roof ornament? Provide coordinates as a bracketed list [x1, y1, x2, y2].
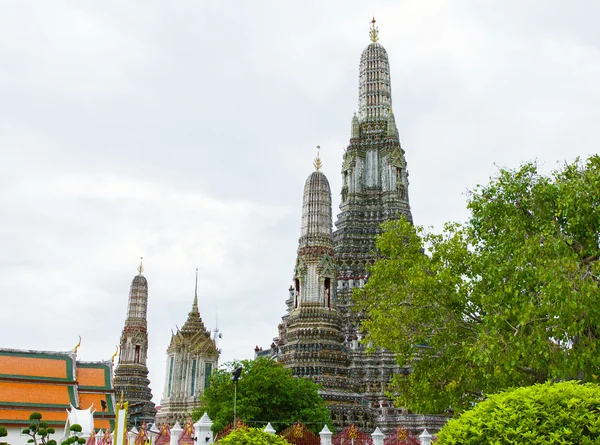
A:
[137, 257, 144, 275]
[369, 16, 379, 43]
[313, 145, 323, 171]
[73, 335, 82, 353]
[111, 345, 119, 363]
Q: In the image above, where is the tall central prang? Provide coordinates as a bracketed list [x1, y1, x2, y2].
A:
[268, 19, 446, 435]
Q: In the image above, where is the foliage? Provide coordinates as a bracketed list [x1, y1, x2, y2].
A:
[193, 358, 331, 433]
[61, 425, 86, 445]
[355, 156, 600, 413]
[217, 427, 292, 445]
[436, 381, 600, 444]
[21, 413, 57, 445]
[0, 425, 9, 445]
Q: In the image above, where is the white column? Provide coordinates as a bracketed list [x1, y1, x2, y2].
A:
[371, 427, 384, 445]
[170, 422, 182, 445]
[419, 429, 433, 445]
[197, 413, 214, 444]
[319, 425, 332, 445]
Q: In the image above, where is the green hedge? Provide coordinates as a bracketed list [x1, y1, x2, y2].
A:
[437, 381, 600, 444]
[217, 428, 292, 445]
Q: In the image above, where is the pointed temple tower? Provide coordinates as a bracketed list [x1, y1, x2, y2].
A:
[278, 153, 349, 397]
[271, 19, 447, 434]
[333, 17, 413, 424]
[113, 260, 156, 426]
[155, 270, 219, 425]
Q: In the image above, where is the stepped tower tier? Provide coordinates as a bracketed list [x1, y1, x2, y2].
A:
[155, 269, 219, 426]
[114, 260, 156, 426]
[277, 154, 350, 402]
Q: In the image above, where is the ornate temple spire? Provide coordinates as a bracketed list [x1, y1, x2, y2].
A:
[114, 260, 156, 425]
[300, 160, 333, 250]
[277, 152, 346, 391]
[358, 18, 392, 122]
[181, 268, 206, 334]
[125, 262, 149, 327]
[192, 267, 199, 313]
[294, 153, 336, 307]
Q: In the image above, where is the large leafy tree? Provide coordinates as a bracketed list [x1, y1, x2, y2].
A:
[193, 358, 331, 433]
[355, 155, 600, 414]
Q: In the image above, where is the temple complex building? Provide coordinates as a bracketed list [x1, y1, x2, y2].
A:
[113, 261, 156, 426]
[0, 347, 116, 445]
[155, 270, 219, 425]
[265, 20, 447, 434]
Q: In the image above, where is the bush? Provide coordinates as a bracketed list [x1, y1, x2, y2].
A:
[217, 428, 292, 445]
[436, 381, 600, 444]
[0, 425, 9, 445]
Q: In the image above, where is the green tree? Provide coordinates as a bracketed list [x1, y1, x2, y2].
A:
[61, 425, 86, 445]
[355, 155, 600, 414]
[193, 358, 331, 433]
[22, 413, 57, 445]
[436, 381, 600, 444]
[217, 427, 291, 445]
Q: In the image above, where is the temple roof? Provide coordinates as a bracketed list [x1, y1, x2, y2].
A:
[167, 272, 218, 356]
[0, 348, 116, 430]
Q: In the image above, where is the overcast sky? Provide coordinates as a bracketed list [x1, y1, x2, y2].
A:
[1, 1, 598, 405]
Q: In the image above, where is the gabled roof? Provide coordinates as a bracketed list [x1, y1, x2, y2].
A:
[0, 349, 116, 430]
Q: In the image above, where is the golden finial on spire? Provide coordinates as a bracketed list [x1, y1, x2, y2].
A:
[369, 16, 379, 43]
[73, 335, 82, 353]
[314, 145, 323, 171]
[137, 257, 144, 275]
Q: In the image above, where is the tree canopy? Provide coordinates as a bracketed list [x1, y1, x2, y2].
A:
[436, 381, 600, 444]
[193, 358, 331, 433]
[355, 155, 600, 414]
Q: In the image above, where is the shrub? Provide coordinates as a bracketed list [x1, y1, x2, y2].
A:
[0, 425, 9, 445]
[436, 381, 600, 444]
[217, 427, 292, 445]
[61, 425, 86, 445]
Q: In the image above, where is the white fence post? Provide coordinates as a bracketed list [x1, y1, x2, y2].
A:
[419, 429, 433, 445]
[128, 427, 137, 445]
[170, 422, 182, 445]
[196, 413, 214, 444]
[264, 423, 276, 434]
[319, 425, 332, 445]
[371, 427, 384, 445]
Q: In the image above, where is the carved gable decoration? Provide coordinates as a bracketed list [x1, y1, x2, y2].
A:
[390, 147, 405, 168]
[279, 422, 320, 445]
[333, 425, 373, 445]
[318, 254, 336, 277]
[383, 426, 420, 445]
